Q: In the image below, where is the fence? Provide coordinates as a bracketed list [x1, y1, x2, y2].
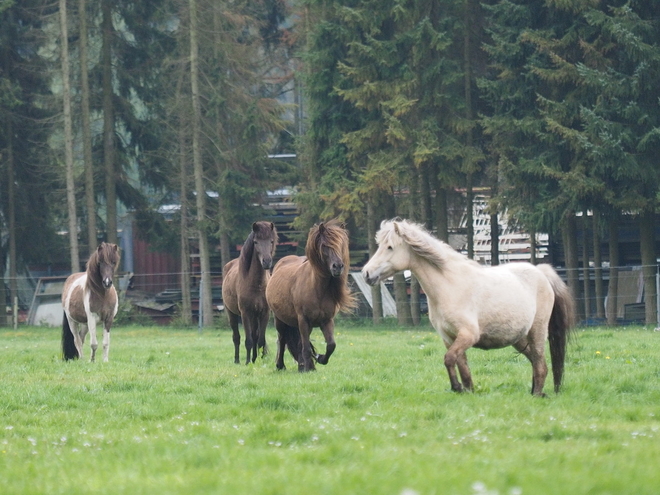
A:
[3, 263, 659, 327]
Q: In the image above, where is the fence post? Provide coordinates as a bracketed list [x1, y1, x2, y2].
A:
[198, 279, 203, 334]
[656, 267, 659, 327]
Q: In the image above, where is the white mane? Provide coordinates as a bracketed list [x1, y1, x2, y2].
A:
[377, 218, 468, 270]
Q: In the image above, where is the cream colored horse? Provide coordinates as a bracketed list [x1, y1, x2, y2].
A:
[362, 219, 575, 396]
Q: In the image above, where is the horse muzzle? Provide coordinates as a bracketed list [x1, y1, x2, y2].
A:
[362, 269, 379, 286]
[261, 258, 273, 270]
[103, 278, 113, 289]
[331, 263, 344, 278]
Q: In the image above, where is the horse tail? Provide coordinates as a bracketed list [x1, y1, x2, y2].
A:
[538, 264, 575, 393]
[61, 312, 79, 361]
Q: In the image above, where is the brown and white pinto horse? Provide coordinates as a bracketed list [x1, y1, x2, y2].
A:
[61, 242, 120, 362]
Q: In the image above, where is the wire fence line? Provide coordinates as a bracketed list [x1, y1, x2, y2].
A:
[3, 263, 659, 326]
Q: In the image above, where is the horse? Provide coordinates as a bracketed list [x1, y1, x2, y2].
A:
[61, 242, 121, 362]
[362, 219, 575, 396]
[222, 221, 277, 364]
[265, 219, 356, 372]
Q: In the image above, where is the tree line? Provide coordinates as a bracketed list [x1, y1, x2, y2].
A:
[1, 0, 659, 327]
[298, 0, 660, 326]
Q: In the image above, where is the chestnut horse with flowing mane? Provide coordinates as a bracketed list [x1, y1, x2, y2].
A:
[362, 219, 575, 396]
[222, 221, 277, 364]
[61, 242, 120, 362]
[266, 219, 356, 371]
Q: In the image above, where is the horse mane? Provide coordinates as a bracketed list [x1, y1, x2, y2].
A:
[306, 219, 356, 312]
[239, 222, 277, 277]
[378, 218, 470, 271]
[86, 243, 120, 297]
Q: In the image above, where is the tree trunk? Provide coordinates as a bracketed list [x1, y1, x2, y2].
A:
[367, 200, 382, 324]
[0, 259, 5, 326]
[433, 167, 449, 243]
[639, 211, 657, 325]
[490, 168, 499, 266]
[463, 0, 476, 260]
[178, 101, 192, 327]
[213, 4, 232, 273]
[606, 216, 620, 326]
[79, 0, 96, 252]
[593, 211, 605, 319]
[529, 226, 537, 265]
[190, 0, 213, 327]
[582, 215, 591, 319]
[6, 118, 17, 321]
[409, 165, 421, 325]
[394, 272, 413, 326]
[563, 212, 581, 321]
[60, 0, 80, 272]
[101, 0, 117, 244]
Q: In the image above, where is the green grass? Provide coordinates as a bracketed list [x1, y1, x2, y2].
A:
[1, 323, 660, 494]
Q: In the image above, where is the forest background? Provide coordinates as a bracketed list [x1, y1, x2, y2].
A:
[1, 0, 660, 327]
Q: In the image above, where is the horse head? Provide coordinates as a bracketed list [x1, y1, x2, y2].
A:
[307, 220, 349, 279]
[252, 221, 277, 270]
[362, 220, 410, 285]
[97, 242, 120, 289]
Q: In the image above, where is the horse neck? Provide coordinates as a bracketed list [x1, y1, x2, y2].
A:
[406, 246, 464, 298]
[86, 264, 106, 298]
[242, 249, 267, 284]
[311, 265, 349, 308]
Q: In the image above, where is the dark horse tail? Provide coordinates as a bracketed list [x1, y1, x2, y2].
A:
[61, 312, 79, 361]
[538, 265, 576, 393]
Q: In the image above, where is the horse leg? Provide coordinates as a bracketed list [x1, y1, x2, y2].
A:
[298, 319, 315, 372]
[102, 326, 111, 363]
[228, 310, 241, 364]
[444, 332, 478, 393]
[274, 318, 288, 370]
[257, 310, 269, 359]
[456, 351, 473, 392]
[243, 316, 256, 365]
[69, 318, 85, 359]
[87, 317, 99, 363]
[514, 335, 548, 397]
[315, 319, 336, 365]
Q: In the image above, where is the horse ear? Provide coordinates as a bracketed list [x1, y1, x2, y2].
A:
[252, 222, 259, 232]
[318, 222, 325, 233]
[393, 222, 400, 235]
[97, 243, 104, 252]
[270, 222, 274, 231]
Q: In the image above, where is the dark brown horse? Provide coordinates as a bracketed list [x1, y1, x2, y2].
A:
[266, 219, 356, 371]
[222, 221, 277, 364]
[62, 242, 120, 362]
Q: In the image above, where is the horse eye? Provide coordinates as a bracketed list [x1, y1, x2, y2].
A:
[387, 245, 393, 250]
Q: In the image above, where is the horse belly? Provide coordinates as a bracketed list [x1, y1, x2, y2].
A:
[221, 261, 240, 314]
[265, 265, 300, 328]
[474, 314, 533, 349]
[63, 281, 88, 324]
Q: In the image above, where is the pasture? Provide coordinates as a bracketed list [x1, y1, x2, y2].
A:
[1, 323, 659, 495]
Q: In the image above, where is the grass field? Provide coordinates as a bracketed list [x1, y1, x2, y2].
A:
[1, 321, 659, 495]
